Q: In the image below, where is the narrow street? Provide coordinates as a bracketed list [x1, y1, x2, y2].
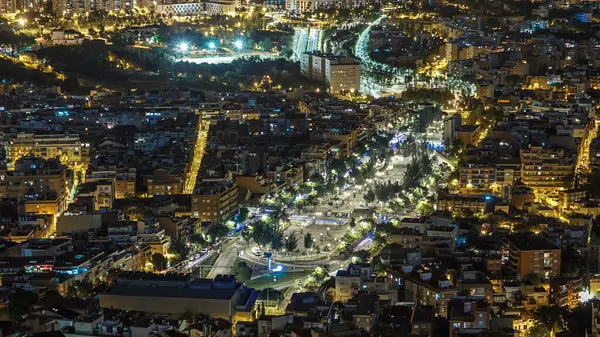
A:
[183, 120, 210, 194]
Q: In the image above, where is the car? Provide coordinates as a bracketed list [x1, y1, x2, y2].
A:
[200, 248, 208, 254]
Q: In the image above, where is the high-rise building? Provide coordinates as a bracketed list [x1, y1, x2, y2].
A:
[0, 0, 43, 14]
[300, 51, 361, 95]
[51, 0, 143, 16]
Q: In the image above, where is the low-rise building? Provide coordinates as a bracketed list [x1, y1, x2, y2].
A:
[448, 296, 490, 337]
[100, 273, 259, 321]
[147, 169, 183, 196]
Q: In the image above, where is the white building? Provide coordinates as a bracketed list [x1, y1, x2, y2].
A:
[156, 0, 236, 16]
[286, 0, 369, 14]
[51, 30, 85, 45]
[300, 51, 361, 95]
[157, 2, 203, 16]
[204, 0, 236, 15]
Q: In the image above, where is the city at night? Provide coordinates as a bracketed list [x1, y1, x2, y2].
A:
[0, 0, 600, 336]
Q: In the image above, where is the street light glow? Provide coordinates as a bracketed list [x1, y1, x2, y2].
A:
[234, 39, 243, 50]
[208, 42, 216, 49]
[179, 42, 189, 52]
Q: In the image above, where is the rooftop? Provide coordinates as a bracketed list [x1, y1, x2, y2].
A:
[505, 233, 557, 251]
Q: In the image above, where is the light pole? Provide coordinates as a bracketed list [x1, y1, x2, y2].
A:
[234, 39, 243, 55]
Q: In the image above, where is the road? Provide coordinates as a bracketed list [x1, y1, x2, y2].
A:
[206, 238, 242, 278]
[183, 121, 209, 194]
[200, 111, 446, 281]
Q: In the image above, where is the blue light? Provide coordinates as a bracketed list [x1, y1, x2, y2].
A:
[485, 196, 492, 201]
[208, 42, 216, 49]
[272, 265, 283, 272]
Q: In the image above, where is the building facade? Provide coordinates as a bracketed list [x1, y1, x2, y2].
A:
[301, 52, 361, 95]
[191, 181, 239, 224]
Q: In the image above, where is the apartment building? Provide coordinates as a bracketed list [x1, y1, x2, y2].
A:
[520, 145, 574, 192]
[300, 52, 361, 95]
[191, 181, 239, 224]
[0, 157, 69, 211]
[285, 0, 368, 14]
[436, 194, 489, 214]
[266, 164, 304, 188]
[503, 234, 561, 279]
[147, 169, 183, 196]
[86, 168, 136, 199]
[459, 160, 496, 191]
[448, 296, 490, 337]
[5, 133, 88, 169]
[0, 0, 44, 13]
[334, 264, 393, 303]
[77, 180, 115, 211]
[51, 0, 144, 16]
[398, 267, 458, 318]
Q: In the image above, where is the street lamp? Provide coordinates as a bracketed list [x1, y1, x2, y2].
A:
[234, 39, 243, 51]
[179, 42, 189, 52]
[208, 41, 216, 50]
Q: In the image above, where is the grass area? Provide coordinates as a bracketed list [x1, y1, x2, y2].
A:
[245, 270, 312, 290]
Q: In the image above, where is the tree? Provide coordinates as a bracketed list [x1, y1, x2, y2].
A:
[242, 225, 253, 243]
[8, 289, 38, 322]
[416, 200, 434, 215]
[364, 189, 376, 205]
[67, 280, 95, 299]
[260, 37, 272, 51]
[151, 253, 168, 271]
[524, 272, 542, 285]
[169, 240, 189, 264]
[284, 231, 299, 254]
[233, 261, 252, 281]
[526, 322, 551, 337]
[258, 288, 283, 303]
[206, 223, 229, 240]
[270, 229, 284, 251]
[61, 75, 80, 93]
[530, 306, 565, 337]
[238, 207, 250, 223]
[304, 233, 313, 250]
